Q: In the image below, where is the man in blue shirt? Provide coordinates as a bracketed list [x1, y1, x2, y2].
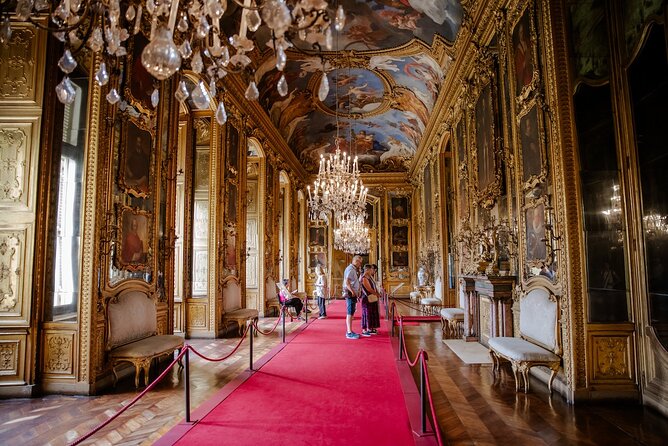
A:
[343, 255, 363, 339]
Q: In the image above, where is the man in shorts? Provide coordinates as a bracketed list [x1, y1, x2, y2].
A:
[343, 255, 363, 339]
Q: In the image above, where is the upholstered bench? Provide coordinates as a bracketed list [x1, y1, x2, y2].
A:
[107, 290, 184, 388]
[488, 278, 562, 394]
[440, 307, 464, 338]
[223, 308, 259, 336]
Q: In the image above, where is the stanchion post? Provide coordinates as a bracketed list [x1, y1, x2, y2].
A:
[420, 354, 427, 434]
[184, 347, 191, 423]
[304, 296, 308, 323]
[282, 306, 286, 343]
[398, 319, 403, 360]
[391, 305, 395, 337]
[249, 322, 254, 371]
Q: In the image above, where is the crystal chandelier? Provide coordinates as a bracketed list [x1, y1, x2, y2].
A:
[1, 0, 345, 124]
[334, 213, 370, 254]
[306, 138, 367, 222]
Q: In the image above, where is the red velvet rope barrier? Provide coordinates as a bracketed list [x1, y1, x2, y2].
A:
[69, 305, 304, 444]
[69, 347, 189, 446]
[252, 307, 285, 335]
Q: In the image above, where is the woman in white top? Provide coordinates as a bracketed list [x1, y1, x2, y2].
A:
[314, 265, 328, 319]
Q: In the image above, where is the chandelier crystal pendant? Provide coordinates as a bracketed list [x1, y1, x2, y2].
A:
[1, 0, 344, 116]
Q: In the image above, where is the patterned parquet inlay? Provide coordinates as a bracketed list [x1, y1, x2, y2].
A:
[1, 301, 667, 446]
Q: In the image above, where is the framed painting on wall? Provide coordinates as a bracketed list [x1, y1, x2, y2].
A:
[309, 226, 326, 247]
[390, 196, 409, 220]
[116, 206, 151, 271]
[119, 119, 152, 198]
[475, 82, 495, 193]
[391, 226, 409, 246]
[309, 252, 327, 269]
[525, 201, 547, 262]
[511, 6, 537, 98]
[126, 33, 155, 114]
[392, 251, 409, 268]
[519, 103, 546, 187]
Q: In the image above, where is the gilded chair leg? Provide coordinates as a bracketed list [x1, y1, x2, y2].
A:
[134, 365, 141, 388]
[111, 364, 119, 387]
[522, 367, 530, 393]
[511, 363, 520, 392]
[548, 366, 558, 394]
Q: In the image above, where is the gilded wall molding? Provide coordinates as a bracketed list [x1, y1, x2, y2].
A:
[79, 52, 103, 383]
[540, 0, 584, 393]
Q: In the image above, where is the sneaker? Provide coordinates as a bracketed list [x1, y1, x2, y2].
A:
[360, 331, 371, 337]
[346, 332, 360, 339]
[318, 315, 327, 319]
[370, 330, 378, 335]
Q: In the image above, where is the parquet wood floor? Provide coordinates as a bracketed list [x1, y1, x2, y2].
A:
[1, 302, 667, 446]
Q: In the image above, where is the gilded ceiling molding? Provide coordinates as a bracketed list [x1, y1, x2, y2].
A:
[222, 73, 308, 180]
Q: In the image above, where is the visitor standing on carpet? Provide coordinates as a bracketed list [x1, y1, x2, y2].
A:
[315, 265, 328, 319]
[343, 255, 363, 339]
[360, 264, 381, 336]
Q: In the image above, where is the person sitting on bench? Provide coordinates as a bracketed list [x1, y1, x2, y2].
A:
[278, 279, 304, 319]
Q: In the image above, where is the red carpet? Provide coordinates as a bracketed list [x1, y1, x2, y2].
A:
[164, 300, 417, 446]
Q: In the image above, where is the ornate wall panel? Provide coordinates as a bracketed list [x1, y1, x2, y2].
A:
[0, 23, 46, 106]
[587, 326, 636, 387]
[188, 303, 207, 328]
[0, 119, 39, 211]
[43, 331, 75, 376]
[0, 336, 25, 384]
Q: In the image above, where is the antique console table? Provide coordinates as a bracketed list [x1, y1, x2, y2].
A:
[460, 275, 516, 346]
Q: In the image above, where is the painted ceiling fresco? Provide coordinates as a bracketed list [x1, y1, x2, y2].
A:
[255, 0, 463, 173]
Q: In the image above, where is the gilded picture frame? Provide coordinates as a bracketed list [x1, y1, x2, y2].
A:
[392, 251, 409, 268]
[309, 226, 326, 247]
[119, 117, 152, 198]
[116, 206, 152, 272]
[454, 116, 469, 223]
[517, 99, 548, 191]
[471, 74, 503, 209]
[125, 33, 156, 116]
[523, 198, 548, 268]
[510, 1, 540, 104]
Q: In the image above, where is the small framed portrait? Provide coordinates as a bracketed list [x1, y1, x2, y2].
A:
[309, 252, 327, 269]
[475, 83, 495, 192]
[525, 202, 547, 261]
[392, 251, 409, 267]
[117, 206, 151, 271]
[365, 202, 374, 226]
[224, 230, 237, 273]
[226, 182, 238, 223]
[119, 119, 152, 198]
[391, 196, 409, 220]
[391, 226, 409, 246]
[226, 123, 240, 173]
[126, 33, 155, 114]
[512, 7, 536, 97]
[309, 226, 326, 246]
[519, 103, 546, 188]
